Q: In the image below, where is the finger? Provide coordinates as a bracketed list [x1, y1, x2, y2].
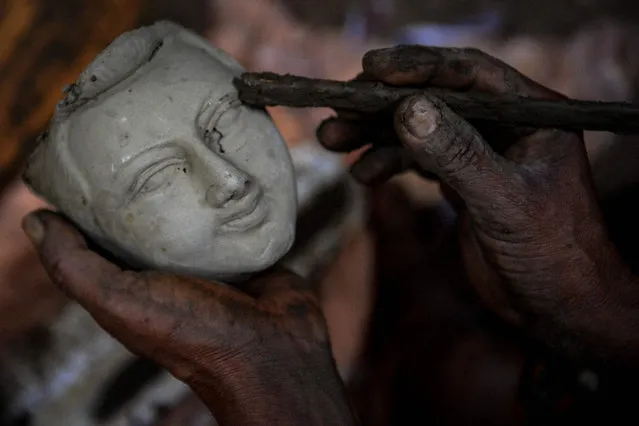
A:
[363, 45, 564, 99]
[317, 117, 368, 152]
[332, 109, 363, 121]
[317, 111, 395, 152]
[316, 70, 384, 148]
[350, 145, 409, 185]
[22, 210, 253, 355]
[395, 94, 513, 208]
[21, 210, 172, 329]
[349, 145, 440, 184]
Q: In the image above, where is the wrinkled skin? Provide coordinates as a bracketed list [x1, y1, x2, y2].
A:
[317, 45, 639, 364]
[21, 211, 355, 426]
[22, 45, 639, 425]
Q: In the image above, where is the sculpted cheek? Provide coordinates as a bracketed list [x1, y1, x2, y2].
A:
[122, 203, 167, 242]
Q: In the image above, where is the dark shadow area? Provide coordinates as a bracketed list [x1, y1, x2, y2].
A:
[90, 357, 164, 422]
[138, 0, 211, 34]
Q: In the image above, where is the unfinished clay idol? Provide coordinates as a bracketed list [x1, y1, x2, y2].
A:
[23, 21, 297, 282]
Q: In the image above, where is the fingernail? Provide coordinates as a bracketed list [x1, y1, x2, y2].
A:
[401, 96, 440, 139]
[22, 213, 44, 246]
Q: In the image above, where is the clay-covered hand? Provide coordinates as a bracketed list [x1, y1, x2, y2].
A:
[21, 210, 355, 426]
[318, 45, 636, 362]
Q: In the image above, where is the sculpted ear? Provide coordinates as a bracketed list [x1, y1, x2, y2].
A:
[64, 21, 177, 113]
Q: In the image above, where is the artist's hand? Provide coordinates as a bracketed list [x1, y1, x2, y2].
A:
[21, 210, 355, 426]
[318, 45, 632, 359]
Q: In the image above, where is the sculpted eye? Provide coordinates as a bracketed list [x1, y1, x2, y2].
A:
[138, 168, 174, 195]
[129, 159, 186, 199]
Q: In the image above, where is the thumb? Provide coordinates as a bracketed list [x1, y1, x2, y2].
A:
[21, 209, 126, 307]
[394, 94, 512, 209]
[21, 210, 255, 370]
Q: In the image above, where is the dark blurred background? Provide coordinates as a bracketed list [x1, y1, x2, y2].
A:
[2, 1, 639, 425]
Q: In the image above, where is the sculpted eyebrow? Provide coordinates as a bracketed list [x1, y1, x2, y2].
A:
[196, 91, 240, 134]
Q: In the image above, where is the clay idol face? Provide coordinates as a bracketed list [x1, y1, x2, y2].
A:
[24, 22, 297, 280]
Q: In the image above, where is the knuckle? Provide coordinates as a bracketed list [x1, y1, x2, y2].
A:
[366, 44, 438, 73]
[439, 142, 478, 173]
[508, 172, 554, 222]
[432, 120, 486, 170]
[500, 68, 533, 94]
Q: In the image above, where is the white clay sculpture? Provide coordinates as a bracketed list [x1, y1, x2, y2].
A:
[23, 21, 298, 282]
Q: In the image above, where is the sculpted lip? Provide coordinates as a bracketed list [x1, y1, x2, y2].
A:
[221, 189, 267, 232]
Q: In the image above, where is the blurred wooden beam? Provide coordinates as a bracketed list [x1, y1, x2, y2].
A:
[0, 0, 144, 192]
[0, 0, 211, 194]
[236, 72, 639, 133]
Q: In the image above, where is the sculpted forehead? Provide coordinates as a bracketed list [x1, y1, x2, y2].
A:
[64, 40, 238, 189]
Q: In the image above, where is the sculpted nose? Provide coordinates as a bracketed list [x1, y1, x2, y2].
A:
[204, 162, 252, 208]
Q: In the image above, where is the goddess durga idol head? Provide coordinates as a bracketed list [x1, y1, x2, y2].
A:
[24, 21, 297, 282]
